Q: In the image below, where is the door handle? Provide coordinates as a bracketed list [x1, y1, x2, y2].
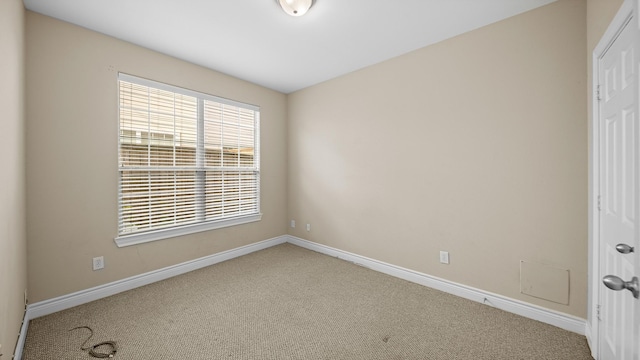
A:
[616, 243, 635, 254]
[603, 275, 639, 299]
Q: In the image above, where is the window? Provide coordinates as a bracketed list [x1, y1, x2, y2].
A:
[116, 74, 260, 247]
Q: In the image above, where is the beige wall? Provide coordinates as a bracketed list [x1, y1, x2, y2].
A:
[0, 0, 27, 356]
[587, 0, 624, 53]
[25, 12, 288, 303]
[288, 0, 588, 317]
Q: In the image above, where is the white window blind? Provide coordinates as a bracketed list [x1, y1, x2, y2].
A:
[116, 73, 260, 246]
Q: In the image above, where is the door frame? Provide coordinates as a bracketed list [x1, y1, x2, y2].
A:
[589, 0, 637, 357]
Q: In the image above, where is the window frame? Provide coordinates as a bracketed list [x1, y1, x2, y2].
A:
[115, 73, 261, 247]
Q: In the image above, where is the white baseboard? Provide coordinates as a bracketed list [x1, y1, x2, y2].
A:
[13, 308, 29, 360]
[16, 233, 588, 359]
[287, 235, 587, 335]
[15, 235, 287, 360]
[25, 235, 287, 319]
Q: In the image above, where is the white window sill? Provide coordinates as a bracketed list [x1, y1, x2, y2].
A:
[114, 213, 262, 247]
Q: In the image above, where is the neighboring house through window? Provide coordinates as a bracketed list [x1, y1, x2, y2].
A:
[115, 73, 261, 247]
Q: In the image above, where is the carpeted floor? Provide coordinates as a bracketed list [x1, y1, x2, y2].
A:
[22, 243, 593, 359]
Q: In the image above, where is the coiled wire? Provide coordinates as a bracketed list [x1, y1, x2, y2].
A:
[69, 326, 118, 358]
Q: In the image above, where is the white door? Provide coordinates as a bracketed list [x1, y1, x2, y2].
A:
[598, 11, 640, 360]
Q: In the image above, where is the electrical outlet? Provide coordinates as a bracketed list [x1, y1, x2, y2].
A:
[290, 220, 296, 228]
[92, 256, 104, 271]
[439, 251, 450, 264]
[306, 223, 311, 232]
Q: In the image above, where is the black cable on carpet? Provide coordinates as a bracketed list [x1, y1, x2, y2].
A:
[69, 326, 117, 358]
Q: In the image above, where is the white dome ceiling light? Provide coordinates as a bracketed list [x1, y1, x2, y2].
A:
[277, 0, 314, 17]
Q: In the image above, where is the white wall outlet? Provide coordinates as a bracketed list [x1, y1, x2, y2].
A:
[290, 220, 296, 228]
[92, 256, 104, 271]
[306, 223, 311, 232]
[439, 251, 450, 264]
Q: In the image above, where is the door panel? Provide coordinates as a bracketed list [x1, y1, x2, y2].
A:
[598, 14, 640, 360]
[622, 109, 636, 226]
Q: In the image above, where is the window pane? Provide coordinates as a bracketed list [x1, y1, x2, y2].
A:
[204, 171, 258, 220]
[119, 80, 198, 168]
[203, 100, 255, 168]
[119, 170, 197, 233]
[118, 74, 260, 238]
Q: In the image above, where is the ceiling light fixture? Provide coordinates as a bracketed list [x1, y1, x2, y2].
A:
[277, 0, 314, 17]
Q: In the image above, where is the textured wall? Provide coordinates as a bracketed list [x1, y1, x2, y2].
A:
[288, 0, 588, 318]
[25, 12, 288, 303]
[0, 0, 27, 356]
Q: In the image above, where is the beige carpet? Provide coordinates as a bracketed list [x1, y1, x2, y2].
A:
[23, 243, 593, 359]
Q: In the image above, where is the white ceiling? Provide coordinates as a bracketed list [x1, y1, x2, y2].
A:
[23, 0, 557, 94]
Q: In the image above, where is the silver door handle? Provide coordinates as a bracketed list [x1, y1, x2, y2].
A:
[603, 275, 639, 299]
[616, 243, 635, 254]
